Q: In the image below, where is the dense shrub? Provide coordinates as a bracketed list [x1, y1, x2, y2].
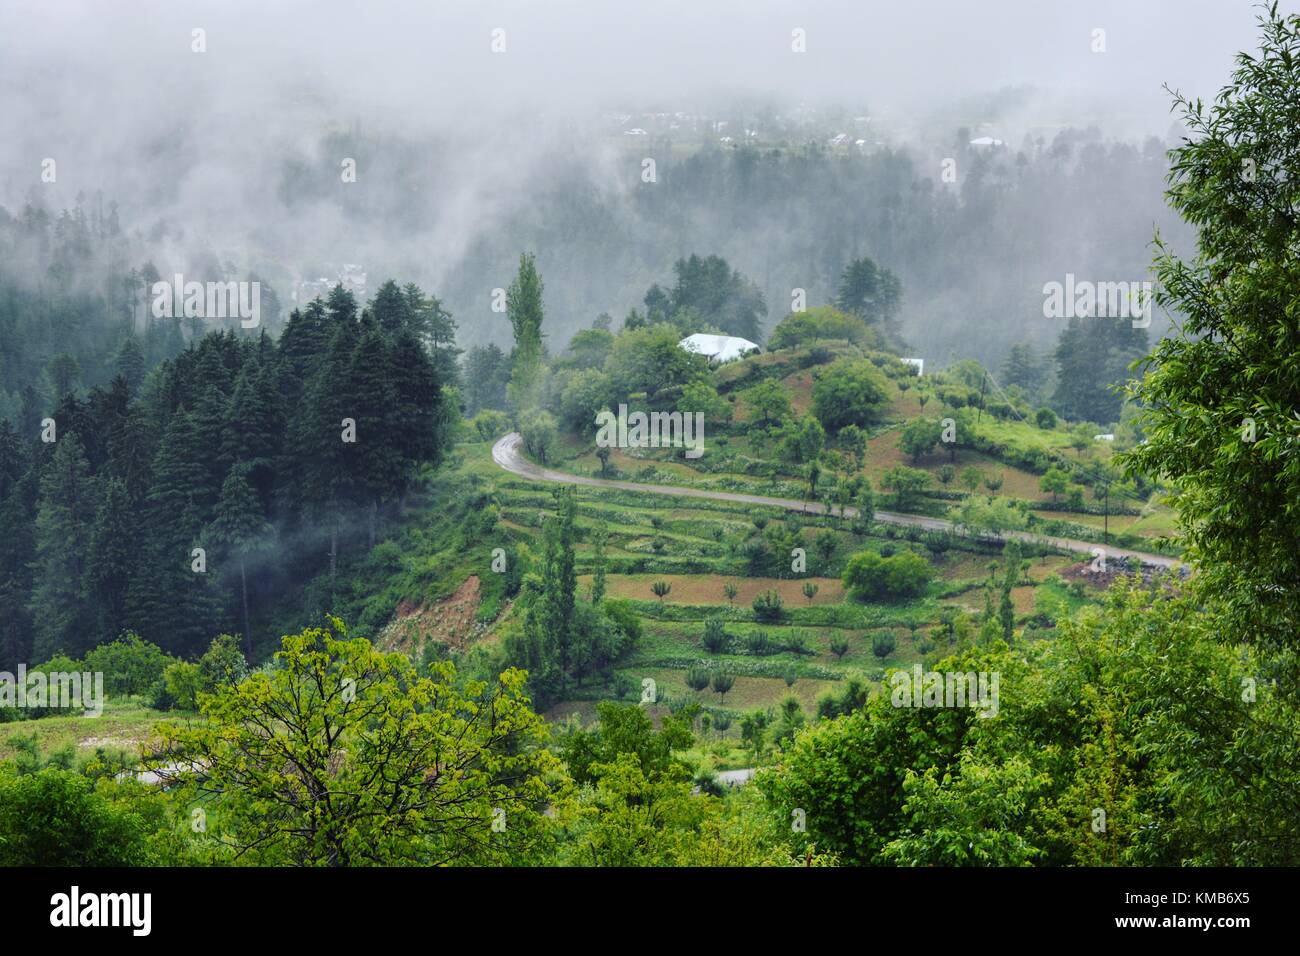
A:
[701, 617, 730, 653]
[811, 359, 892, 432]
[752, 589, 786, 622]
[843, 549, 934, 601]
[768, 306, 874, 350]
[0, 769, 170, 866]
[84, 633, 173, 698]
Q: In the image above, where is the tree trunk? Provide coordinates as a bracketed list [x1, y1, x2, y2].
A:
[329, 523, 338, 579]
[240, 557, 251, 658]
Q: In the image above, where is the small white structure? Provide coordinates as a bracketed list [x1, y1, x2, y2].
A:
[1094, 433, 1115, 442]
[901, 357, 924, 376]
[679, 333, 761, 364]
[969, 136, 1004, 147]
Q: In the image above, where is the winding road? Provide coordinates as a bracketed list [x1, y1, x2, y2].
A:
[491, 433, 1182, 569]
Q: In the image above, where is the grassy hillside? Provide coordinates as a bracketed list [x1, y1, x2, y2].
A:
[551, 341, 1173, 551]
[3, 341, 1175, 773]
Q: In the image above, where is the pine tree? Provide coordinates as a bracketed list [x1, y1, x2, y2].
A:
[404, 283, 461, 388]
[145, 408, 208, 528]
[98, 376, 152, 502]
[325, 284, 358, 328]
[89, 476, 134, 642]
[191, 384, 230, 515]
[127, 409, 225, 655]
[371, 280, 413, 334]
[221, 359, 283, 512]
[277, 302, 329, 402]
[463, 344, 509, 414]
[0, 487, 35, 669]
[1001, 342, 1046, 395]
[0, 419, 26, 500]
[545, 488, 578, 692]
[387, 326, 444, 477]
[291, 322, 359, 579]
[29, 435, 96, 660]
[343, 324, 400, 545]
[836, 256, 902, 329]
[206, 464, 273, 657]
[1052, 316, 1147, 423]
[113, 336, 146, 393]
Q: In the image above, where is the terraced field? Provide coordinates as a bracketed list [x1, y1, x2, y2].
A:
[479, 438, 1124, 725]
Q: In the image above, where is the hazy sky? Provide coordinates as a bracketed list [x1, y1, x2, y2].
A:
[0, 0, 1288, 355]
[0, 0, 1283, 164]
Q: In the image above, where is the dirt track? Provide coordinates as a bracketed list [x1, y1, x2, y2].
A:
[491, 433, 1183, 569]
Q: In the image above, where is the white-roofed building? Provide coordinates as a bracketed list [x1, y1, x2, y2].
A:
[678, 333, 761, 363]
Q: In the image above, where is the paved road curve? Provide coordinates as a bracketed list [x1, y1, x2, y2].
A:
[492, 433, 1183, 569]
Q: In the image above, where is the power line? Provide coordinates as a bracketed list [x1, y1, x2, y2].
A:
[968, 366, 1150, 508]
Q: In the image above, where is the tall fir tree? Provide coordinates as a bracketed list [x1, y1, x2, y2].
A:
[0, 484, 35, 669]
[222, 358, 283, 514]
[127, 408, 224, 655]
[463, 343, 509, 414]
[206, 464, 274, 657]
[1052, 316, 1147, 423]
[88, 476, 134, 642]
[343, 323, 401, 546]
[371, 279, 413, 334]
[292, 321, 360, 579]
[29, 435, 96, 660]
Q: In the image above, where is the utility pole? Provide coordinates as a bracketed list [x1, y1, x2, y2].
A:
[1103, 483, 1109, 544]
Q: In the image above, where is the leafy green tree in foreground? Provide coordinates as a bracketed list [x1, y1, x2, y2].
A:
[1122, 4, 1300, 651]
[149, 618, 560, 866]
[761, 577, 1300, 866]
[0, 768, 180, 866]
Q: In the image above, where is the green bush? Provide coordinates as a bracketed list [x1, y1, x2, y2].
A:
[811, 359, 892, 432]
[768, 306, 874, 350]
[843, 549, 934, 601]
[784, 631, 810, 655]
[752, 589, 786, 622]
[686, 665, 712, 692]
[163, 661, 203, 711]
[84, 633, 173, 698]
[603, 600, 644, 651]
[702, 617, 730, 653]
[0, 768, 169, 866]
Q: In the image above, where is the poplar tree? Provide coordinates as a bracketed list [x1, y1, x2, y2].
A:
[506, 253, 545, 411]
